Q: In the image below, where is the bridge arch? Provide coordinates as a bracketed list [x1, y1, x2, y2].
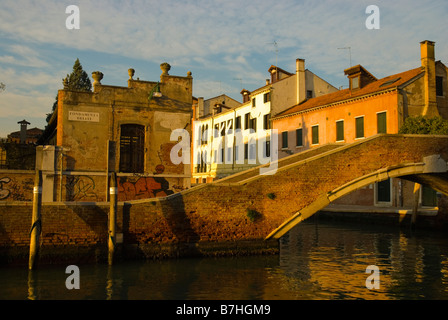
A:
[266, 154, 448, 239]
[118, 134, 448, 248]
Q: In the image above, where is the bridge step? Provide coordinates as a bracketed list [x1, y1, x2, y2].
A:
[215, 143, 343, 184]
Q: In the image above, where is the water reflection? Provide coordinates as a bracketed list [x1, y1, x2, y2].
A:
[278, 220, 448, 299]
[1, 219, 448, 300]
[27, 271, 37, 300]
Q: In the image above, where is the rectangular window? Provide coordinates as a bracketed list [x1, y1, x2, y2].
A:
[264, 140, 271, 158]
[204, 125, 209, 144]
[282, 131, 288, 149]
[377, 112, 387, 134]
[263, 114, 270, 130]
[244, 113, 250, 130]
[422, 185, 438, 207]
[436, 76, 444, 96]
[119, 124, 145, 173]
[252, 98, 256, 108]
[220, 122, 225, 136]
[376, 179, 391, 203]
[351, 76, 359, 89]
[235, 116, 241, 130]
[244, 142, 248, 160]
[221, 147, 224, 163]
[227, 119, 233, 134]
[263, 92, 271, 103]
[296, 128, 303, 147]
[312, 125, 319, 145]
[355, 116, 364, 139]
[336, 120, 344, 142]
[250, 118, 257, 132]
[227, 147, 232, 162]
[249, 144, 256, 160]
[306, 90, 313, 99]
[214, 124, 219, 137]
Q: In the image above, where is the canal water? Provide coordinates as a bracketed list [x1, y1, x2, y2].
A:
[1, 218, 448, 300]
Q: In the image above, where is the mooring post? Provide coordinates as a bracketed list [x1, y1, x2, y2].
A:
[108, 172, 117, 265]
[29, 170, 42, 270]
[411, 182, 421, 227]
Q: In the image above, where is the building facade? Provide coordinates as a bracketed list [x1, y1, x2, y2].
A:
[38, 63, 193, 202]
[272, 40, 447, 209]
[191, 59, 338, 183]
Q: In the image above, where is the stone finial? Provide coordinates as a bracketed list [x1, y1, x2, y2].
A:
[187, 71, 192, 77]
[92, 71, 103, 86]
[160, 62, 171, 75]
[128, 68, 135, 80]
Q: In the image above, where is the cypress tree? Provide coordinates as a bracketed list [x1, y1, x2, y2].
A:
[64, 58, 92, 91]
[46, 58, 92, 123]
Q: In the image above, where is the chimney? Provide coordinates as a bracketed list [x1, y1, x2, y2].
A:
[296, 59, 306, 104]
[420, 40, 439, 116]
[198, 97, 204, 118]
[241, 89, 250, 103]
[18, 119, 30, 144]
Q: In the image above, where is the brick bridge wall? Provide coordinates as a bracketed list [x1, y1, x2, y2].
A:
[1, 134, 448, 264]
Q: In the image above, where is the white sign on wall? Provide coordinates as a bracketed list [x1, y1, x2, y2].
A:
[68, 111, 100, 122]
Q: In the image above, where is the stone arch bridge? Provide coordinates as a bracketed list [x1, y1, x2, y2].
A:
[123, 134, 448, 247]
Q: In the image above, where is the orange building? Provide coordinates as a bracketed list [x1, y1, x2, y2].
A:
[272, 40, 447, 211]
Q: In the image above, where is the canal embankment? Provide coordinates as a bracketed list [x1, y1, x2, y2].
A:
[1, 196, 447, 266]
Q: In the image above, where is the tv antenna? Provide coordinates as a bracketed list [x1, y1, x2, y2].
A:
[268, 40, 279, 68]
[268, 40, 279, 82]
[338, 47, 352, 67]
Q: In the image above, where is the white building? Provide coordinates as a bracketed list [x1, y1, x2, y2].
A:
[192, 59, 338, 184]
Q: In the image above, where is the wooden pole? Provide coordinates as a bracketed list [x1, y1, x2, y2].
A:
[108, 172, 117, 265]
[411, 182, 421, 227]
[29, 170, 42, 270]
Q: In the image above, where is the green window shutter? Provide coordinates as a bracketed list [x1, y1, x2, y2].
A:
[377, 112, 387, 134]
[296, 128, 303, 147]
[312, 126, 319, 144]
[356, 117, 364, 138]
[336, 121, 344, 141]
[282, 131, 288, 148]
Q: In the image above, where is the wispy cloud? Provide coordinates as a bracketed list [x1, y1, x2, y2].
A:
[0, 0, 447, 137]
[0, 44, 50, 68]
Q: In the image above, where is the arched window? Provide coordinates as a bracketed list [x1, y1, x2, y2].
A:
[119, 124, 145, 173]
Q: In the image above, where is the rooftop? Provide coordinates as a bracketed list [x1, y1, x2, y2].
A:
[274, 66, 423, 119]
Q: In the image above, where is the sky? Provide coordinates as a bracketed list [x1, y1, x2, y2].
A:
[1, 0, 448, 138]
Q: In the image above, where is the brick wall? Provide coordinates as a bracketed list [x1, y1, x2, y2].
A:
[0, 170, 35, 201]
[1, 135, 448, 264]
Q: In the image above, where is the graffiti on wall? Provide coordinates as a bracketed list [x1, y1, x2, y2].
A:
[0, 177, 11, 200]
[118, 176, 174, 201]
[0, 176, 33, 201]
[65, 175, 99, 201]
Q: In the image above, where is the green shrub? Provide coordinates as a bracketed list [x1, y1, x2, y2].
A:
[246, 208, 261, 222]
[399, 116, 448, 135]
[267, 193, 276, 200]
